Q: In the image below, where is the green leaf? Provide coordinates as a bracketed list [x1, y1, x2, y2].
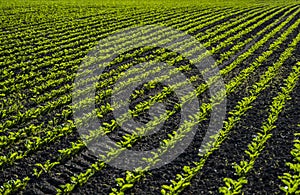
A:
[161, 185, 173, 190]
[120, 184, 134, 192]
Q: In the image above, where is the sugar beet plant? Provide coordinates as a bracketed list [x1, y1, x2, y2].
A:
[0, 0, 300, 194]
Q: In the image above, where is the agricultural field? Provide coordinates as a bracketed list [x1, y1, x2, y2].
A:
[1, 0, 300, 194]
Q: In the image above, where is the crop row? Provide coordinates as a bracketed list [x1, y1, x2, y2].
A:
[160, 10, 300, 195]
[0, 5, 239, 116]
[0, 4, 262, 143]
[57, 8, 296, 194]
[0, 6, 258, 181]
[279, 120, 300, 194]
[0, 6, 230, 122]
[219, 59, 300, 194]
[1, 5, 299, 195]
[0, 4, 282, 160]
[0, 8, 292, 193]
